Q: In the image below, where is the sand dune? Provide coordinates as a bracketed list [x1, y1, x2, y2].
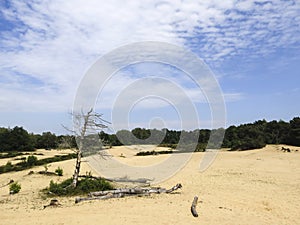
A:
[0, 145, 299, 225]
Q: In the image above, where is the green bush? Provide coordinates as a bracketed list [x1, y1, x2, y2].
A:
[55, 167, 63, 176]
[0, 153, 77, 174]
[9, 182, 21, 194]
[47, 177, 113, 196]
[27, 155, 38, 166]
[3, 161, 13, 172]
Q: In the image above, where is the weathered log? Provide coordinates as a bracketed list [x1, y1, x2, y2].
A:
[75, 193, 125, 203]
[76, 183, 182, 203]
[191, 196, 199, 217]
[89, 183, 182, 197]
[89, 187, 144, 197]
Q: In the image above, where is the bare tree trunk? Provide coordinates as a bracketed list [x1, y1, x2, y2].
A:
[68, 108, 108, 188]
[72, 150, 82, 187]
[72, 112, 88, 188]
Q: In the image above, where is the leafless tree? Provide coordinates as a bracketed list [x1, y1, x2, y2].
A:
[64, 108, 109, 188]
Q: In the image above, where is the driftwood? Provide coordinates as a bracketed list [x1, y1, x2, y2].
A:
[191, 196, 199, 217]
[43, 199, 62, 209]
[75, 183, 182, 204]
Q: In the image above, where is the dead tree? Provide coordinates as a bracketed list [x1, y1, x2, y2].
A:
[64, 108, 109, 188]
[75, 183, 182, 204]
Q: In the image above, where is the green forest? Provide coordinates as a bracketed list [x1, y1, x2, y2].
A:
[0, 117, 299, 152]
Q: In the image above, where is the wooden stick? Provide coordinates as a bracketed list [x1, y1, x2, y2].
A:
[191, 196, 199, 217]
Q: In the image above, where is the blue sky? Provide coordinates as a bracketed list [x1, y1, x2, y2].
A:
[0, 0, 299, 134]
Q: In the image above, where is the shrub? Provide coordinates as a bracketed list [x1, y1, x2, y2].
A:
[27, 155, 38, 166]
[47, 177, 113, 196]
[9, 182, 21, 194]
[55, 167, 63, 176]
[3, 161, 13, 172]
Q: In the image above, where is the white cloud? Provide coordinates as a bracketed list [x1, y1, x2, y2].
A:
[0, 0, 299, 114]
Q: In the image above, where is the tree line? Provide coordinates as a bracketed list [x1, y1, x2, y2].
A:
[0, 117, 299, 152]
[0, 127, 77, 152]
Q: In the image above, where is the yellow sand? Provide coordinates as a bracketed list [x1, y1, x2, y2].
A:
[0, 145, 299, 225]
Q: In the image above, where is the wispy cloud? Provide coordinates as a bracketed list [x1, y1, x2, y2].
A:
[0, 0, 299, 113]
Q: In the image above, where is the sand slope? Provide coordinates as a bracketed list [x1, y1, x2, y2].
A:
[0, 145, 299, 225]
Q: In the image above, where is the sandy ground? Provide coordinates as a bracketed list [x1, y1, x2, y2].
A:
[0, 145, 299, 225]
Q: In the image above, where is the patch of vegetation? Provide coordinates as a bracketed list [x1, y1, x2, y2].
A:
[3, 161, 13, 172]
[136, 150, 173, 156]
[27, 155, 38, 166]
[9, 182, 21, 194]
[0, 153, 77, 174]
[0, 152, 25, 159]
[55, 167, 63, 176]
[45, 177, 113, 196]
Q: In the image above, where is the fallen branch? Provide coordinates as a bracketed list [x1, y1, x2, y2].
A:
[191, 196, 199, 217]
[75, 183, 182, 204]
